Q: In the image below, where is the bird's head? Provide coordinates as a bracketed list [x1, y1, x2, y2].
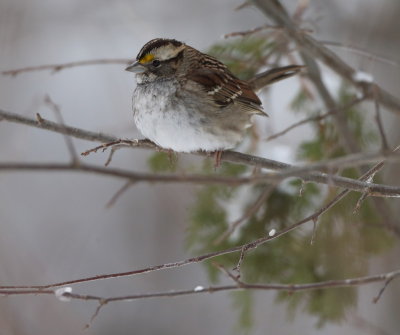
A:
[126, 38, 187, 83]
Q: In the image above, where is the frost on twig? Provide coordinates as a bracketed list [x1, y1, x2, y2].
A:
[214, 185, 273, 245]
[352, 71, 374, 83]
[54, 287, 73, 302]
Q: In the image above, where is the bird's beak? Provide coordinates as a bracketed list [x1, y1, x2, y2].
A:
[125, 61, 146, 73]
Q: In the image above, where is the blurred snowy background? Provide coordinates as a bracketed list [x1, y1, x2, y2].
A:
[0, 0, 399, 334]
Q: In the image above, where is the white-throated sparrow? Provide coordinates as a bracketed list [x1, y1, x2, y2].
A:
[126, 38, 301, 154]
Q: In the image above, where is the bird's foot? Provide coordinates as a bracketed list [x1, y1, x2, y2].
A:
[213, 150, 223, 170]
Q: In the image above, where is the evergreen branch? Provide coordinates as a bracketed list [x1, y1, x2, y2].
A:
[1, 144, 398, 292]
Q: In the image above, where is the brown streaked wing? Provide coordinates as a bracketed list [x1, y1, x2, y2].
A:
[187, 67, 265, 115]
[236, 79, 265, 114]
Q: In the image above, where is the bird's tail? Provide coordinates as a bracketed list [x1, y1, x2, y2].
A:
[249, 65, 304, 91]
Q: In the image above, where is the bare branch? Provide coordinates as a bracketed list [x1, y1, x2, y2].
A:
[106, 181, 135, 208]
[223, 24, 280, 38]
[234, 148, 400, 262]
[304, 42, 362, 154]
[266, 111, 333, 142]
[320, 40, 399, 68]
[353, 191, 370, 214]
[0, 181, 357, 290]
[87, 300, 108, 328]
[1, 3, 399, 327]
[1, 161, 400, 197]
[1, 147, 398, 292]
[2, 268, 399, 329]
[373, 266, 400, 304]
[2, 58, 131, 76]
[252, 0, 400, 115]
[233, 245, 250, 276]
[1, 269, 399, 302]
[372, 85, 390, 151]
[214, 184, 274, 245]
[265, 95, 364, 142]
[2, 110, 400, 197]
[253, 0, 400, 246]
[0, 162, 269, 186]
[223, 24, 313, 39]
[0, 109, 117, 142]
[214, 263, 243, 284]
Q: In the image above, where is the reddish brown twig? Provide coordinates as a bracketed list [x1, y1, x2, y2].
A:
[2, 58, 131, 76]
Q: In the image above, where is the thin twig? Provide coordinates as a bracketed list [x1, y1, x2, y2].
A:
[223, 24, 313, 39]
[1, 269, 399, 300]
[223, 24, 279, 38]
[266, 111, 334, 141]
[0, 162, 269, 186]
[213, 263, 243, 284]
[214, 185, 274, 245]
[2, 161, 400, 197]
[86, 300, 108, 328]
[320, 40, 399, 68]
[292, 0, 310, 22]
[350, 313, 392, 335]
[104, 144, 129, 166]
[354, 145, 400, 214]
[0, 109, 117, 143]
[353, 192, 370, 214]
[253, 0, 400, 246]
[310, 218, 317, 245]
[373, 273, 397, 304]
[235, 146, 400, 261]
[253, 0, 400, 115]
[2, 110, 400, 196]
[2, 269, 399, 327]
[81, 143, 400, 197]
[44, 95, 79, 164]
[0, 147, 397, 292]
[266, 95, 364, 142]
[372, 85, 390, 151]
[2, 58, 131, 76]
[233, 245, 249, 277]
[106, 181, 135, 208]
[81, 139, 142, 156]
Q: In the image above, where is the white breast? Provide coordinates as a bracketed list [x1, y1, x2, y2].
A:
[132, 82, 241, 152]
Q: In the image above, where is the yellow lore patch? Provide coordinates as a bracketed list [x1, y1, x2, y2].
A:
[139, 53, 154, 64]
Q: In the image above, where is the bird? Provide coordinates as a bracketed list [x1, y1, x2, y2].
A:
[126, 38, 302, 163]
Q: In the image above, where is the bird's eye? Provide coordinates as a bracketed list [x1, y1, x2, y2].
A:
[152, 59, 161, 67]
